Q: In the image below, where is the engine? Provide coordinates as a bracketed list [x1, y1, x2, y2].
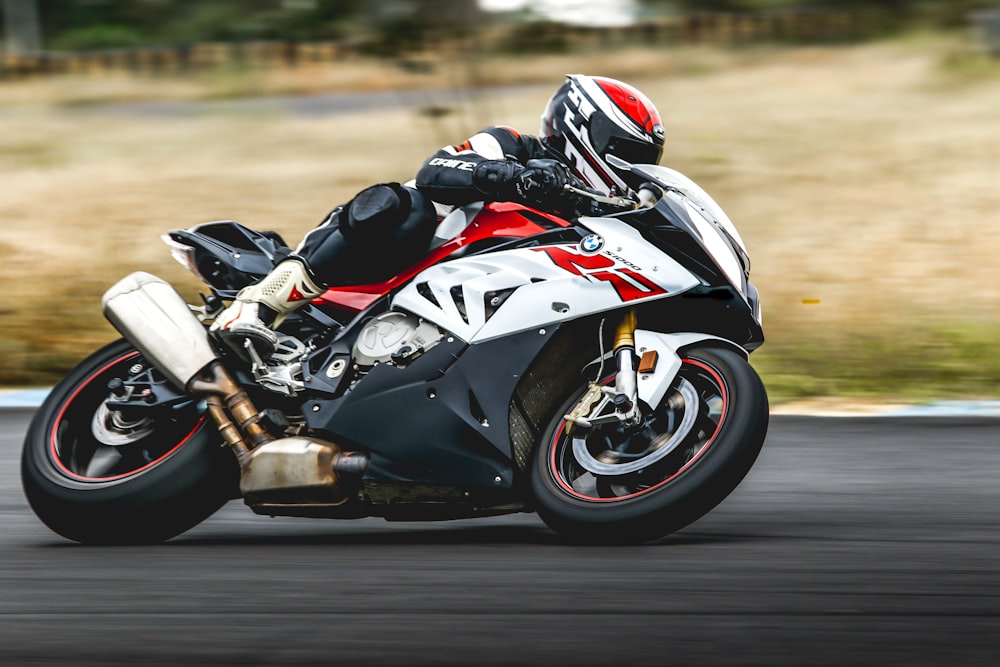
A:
[352, 311, 444, 369]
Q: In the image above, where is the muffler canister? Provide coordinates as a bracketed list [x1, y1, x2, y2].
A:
[102, 272, 219, 390]
[239, 437, 369, 506]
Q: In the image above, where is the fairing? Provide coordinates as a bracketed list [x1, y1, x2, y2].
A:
[302, 327, 560, 489]
[393, 217, 699, 343]
[315, 201, 571, 318]
[623, 164, 753, 302]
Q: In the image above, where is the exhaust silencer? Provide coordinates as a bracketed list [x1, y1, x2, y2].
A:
[102, 272, 219, 390]
[240, 437, 369, 506]
[103, 272, 370, 509]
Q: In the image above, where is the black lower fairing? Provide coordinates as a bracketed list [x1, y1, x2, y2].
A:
[301, 326, 561, 491]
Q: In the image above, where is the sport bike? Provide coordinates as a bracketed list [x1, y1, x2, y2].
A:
[22, 157, 768, 545]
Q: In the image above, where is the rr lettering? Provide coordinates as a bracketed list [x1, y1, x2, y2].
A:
[534, 246, 667, 302]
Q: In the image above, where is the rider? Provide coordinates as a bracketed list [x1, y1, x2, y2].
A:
[211, 74, 666, 356]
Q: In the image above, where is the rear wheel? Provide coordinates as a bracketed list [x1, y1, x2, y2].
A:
[530, 346, 768, 544]
[21, 339, 238, 544]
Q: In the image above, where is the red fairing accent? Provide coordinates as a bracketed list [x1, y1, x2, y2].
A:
[314, 203, 571, 315]
[593, 77, 662, 134]
[317, 287, 383, 313]
[533, 246, 668, 303]
[617, 267, 669, 300]
[589, 270, 666, 302]
[287, 285, 306, 303]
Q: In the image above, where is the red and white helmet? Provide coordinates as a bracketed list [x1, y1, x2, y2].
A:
[540, 74, 664, 194]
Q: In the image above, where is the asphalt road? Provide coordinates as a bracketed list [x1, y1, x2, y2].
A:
[2, 408, 998, 666]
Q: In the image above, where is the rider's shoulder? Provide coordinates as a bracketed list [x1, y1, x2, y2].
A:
[479, 125, 532, 141]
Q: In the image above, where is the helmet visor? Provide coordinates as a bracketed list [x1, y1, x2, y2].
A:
[589, 111, 663, 166]
[604, 135, 663, 165]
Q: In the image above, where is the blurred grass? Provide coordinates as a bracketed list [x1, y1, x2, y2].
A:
[0, 32, 998, 404]
[756, 322, 1000, 403]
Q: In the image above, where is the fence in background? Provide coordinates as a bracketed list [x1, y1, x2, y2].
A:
[0, 9, 944, 80]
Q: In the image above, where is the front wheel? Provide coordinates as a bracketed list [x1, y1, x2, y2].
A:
[21, 339, 239, 544]
[530, 346, 768, 545]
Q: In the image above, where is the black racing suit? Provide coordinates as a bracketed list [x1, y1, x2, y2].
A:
[294, 126, 573, 287]
[414, 125, 549, 205]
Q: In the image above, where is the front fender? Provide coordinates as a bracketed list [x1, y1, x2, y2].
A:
[634, 331, 749, 410]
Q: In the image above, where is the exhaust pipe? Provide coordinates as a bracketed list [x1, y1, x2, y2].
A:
[238, 437, 370, 506]
[102, 272, 219, 391]
[102, 271, 368, 506]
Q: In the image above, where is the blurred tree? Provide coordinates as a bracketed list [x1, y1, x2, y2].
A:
[636, 0, 1000, 37]
[35, 0, 369, 50]
[3, 0, 43, 54]
[637, 0, 1000, 16]
[360, 0, 485, 54]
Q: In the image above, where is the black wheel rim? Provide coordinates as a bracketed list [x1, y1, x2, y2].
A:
[549, 358, 728, 502]
[48, 351, 205, 482]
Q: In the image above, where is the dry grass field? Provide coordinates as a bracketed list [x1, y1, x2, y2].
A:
[1, 34, 998, 401]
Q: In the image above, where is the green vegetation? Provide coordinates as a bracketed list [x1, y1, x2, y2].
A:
[755, 323, 1000, 403]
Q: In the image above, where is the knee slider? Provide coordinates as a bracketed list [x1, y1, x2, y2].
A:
[344, 182, 436, 251]
[344, 183, 411, 244]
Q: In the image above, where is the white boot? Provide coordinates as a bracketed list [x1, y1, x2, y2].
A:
[211, 259, 324, 358]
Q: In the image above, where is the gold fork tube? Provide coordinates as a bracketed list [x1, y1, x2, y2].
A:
[613, 309, 638, 351]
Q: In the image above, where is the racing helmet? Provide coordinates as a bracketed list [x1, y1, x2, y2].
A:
[540, 74, 664, 194]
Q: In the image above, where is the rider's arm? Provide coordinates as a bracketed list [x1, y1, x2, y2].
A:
[415, 126, 543, 205]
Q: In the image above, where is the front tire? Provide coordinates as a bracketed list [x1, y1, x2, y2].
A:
[21, 339, 239, 544]
[530, 346, 768, 545]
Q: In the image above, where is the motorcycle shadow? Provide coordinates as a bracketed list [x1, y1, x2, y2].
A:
[39, 527, 762, 548]
[165, 519, 765, 548]
[35, 509, 770, 548]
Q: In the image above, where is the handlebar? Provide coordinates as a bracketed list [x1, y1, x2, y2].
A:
[562, 183, 663, 212]
[562, 184, 637, 211]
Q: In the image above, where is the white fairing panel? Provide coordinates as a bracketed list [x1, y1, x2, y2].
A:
[634, 330, 747, 409]
[430, 202, 483, 249]
[633, 164, 751, 298]
[636, 164, 749, 257]
[392, 221, 701, 343]
[680, 199, 745, 293]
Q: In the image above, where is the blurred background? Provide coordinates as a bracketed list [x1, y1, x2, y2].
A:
[1, 0, 998, 404]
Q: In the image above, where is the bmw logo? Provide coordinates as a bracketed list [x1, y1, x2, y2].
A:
[580, 234, 604, 254]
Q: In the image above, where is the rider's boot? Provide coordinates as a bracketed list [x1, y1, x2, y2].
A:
[210, 258, 324, 359]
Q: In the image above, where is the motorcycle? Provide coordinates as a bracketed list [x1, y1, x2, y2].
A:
[21, 156, 768, 545]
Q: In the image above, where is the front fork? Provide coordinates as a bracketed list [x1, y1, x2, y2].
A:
[612, 309, 642, 427]
[564, 309, 643, 435]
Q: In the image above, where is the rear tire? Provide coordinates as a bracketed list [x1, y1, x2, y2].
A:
[21, 339, 239, 544]
[530, 347, 768, 545]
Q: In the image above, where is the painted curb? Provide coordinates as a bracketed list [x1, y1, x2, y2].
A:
[882, 400, 1000, 417]
[0, 389, 51, 408]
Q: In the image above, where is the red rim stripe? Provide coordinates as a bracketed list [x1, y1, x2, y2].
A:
[49, 351, 205, 482]
[550, 358, 728, 502]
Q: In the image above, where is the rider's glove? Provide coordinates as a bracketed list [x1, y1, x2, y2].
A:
[512, 159, 575, 208]
[473, 158, 580, 209]
[472, 160, 523, 201]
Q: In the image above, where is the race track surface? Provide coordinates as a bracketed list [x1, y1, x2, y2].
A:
[2, 408, 998, 666]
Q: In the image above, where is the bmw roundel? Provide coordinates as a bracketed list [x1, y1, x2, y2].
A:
[580, 234, 604, 254]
